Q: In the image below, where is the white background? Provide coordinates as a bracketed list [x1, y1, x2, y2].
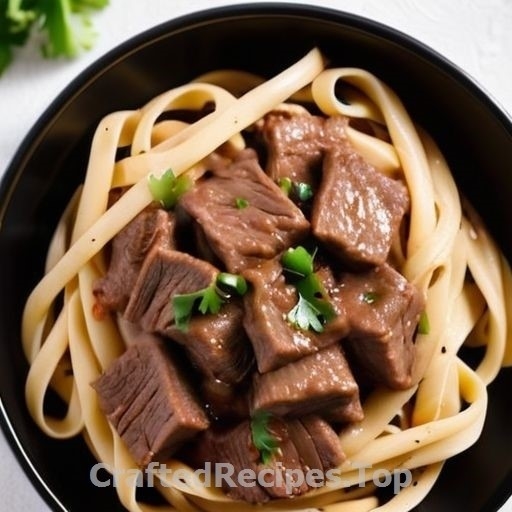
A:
[0, 0, 511, 510]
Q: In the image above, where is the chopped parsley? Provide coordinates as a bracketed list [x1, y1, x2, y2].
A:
[294, 182, 313, 201]
[418, 311, 430, 335]
[172, 273, 248, 331]
[278, 177, 292, 195]
[281, 246, 336, 333]
[148, 169, 191, 209]
[287, 294, 324, 333]
[235, 197, 249, 209]
[277, 178, 313, 202]
[250, 411, 280, 465]
[362, 291, 379, 304]
[281, 245, 315, 277]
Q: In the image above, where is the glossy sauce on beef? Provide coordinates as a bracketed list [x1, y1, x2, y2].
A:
[92, 111, 424, 503]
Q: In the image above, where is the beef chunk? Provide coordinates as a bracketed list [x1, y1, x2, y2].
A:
[92, 339, 209, 467]
[338, 263, 424, 389]
[93, 207, 175, 313]
[299, 416, 345, 470]
[177, 148, 310, 273]
[200, 378, 250, 420]
[242, 260, 349, 373]
[187, 415, 343, 503]
[259, 112, 349, 185]
[193, 422, 269, 503]
[312, 148, 409, 266]
[251, 345, 363, 422]
[166, 301, 254, 385]
[123, 247, 217, 334]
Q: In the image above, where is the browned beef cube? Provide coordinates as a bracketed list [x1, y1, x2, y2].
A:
[178, 148, 310, 273]
[251, 345, 363, 422]
[166, 301, 254, 385]
[123, 247, 217, 334]
[92, 340, 209, 467]
[93, 207, 175, 313]
[338, 263, 424, 389]
[259, 112, 349, 185]
[242, 260, 349, 373]
[312, 148, 409, 266]
[299, 416, 346, 470]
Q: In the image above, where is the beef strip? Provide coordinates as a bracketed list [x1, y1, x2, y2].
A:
[177, 148, 310, 273]
[92, 339, 209, 467]
[312, 147, 409, 267]
[251, 344, 363, 422]
[93, 207, 175, 313]
[242, 259, 349, 373]
[123, 247, 217, 334]
[259, 112, 349, 185]
[338, 263, 424, 389]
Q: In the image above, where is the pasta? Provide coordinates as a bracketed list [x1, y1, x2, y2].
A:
[22, 48, 512, 511]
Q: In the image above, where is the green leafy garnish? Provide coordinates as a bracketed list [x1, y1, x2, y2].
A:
[172, 273, 248, 331]
[277, 177, 313, 202]
[250, 411, 280, 465]
[148, 169, 191, 209]
[1, 0, 109, 76]
[278, 177, 292, 195]
[418, 311, 430, 335]
[281, 246, 336, 332]
[295, 182, 313, 201]
[362, 291, 379, 305]
[287, 294, 324, 333]
[235, 197, 249, 209]
[295, 273, 336, 324]
[216, 272, 248, 296]
[281, 246, 315, 277]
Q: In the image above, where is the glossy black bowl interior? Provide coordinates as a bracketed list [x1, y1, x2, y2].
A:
[1, 3, 511, 511]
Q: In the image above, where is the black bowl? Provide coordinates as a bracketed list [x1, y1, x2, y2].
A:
[1, 3, 511, 511]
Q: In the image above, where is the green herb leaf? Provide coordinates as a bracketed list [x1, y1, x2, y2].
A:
[362, 291, 379, 305]
[294, 182, 313, 201]
[250, 411, 280, 465]
[172, 272, 247, 331]
[235, 197, 249, 209]
[172, 283, 224, 332]
[287, 294, 324, 332]
[418, 311, 430, 335]
[281, 246, 315, 277]
[1, 0, 108, 76]
[278, 177, 292, 195]
[296, 273, 337, 324]
[148, 169, 191, 209]
[216, 272, 248, 296]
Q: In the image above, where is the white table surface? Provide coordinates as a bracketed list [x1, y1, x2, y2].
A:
[1, 0, 511, 510]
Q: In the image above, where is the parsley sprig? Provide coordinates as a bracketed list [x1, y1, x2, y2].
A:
[148, 169, 191, 209]
[172, 272, 247, 332]
[250, 411, 280, 465]
[1, 0, 109, 76]
[281, 246, 336, 333]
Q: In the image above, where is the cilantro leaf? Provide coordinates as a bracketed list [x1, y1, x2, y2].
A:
[172, 273, 248, 332]
[287, 294, 324, 332]
[235, 197, 249, 209]
[148, 169, 191, 209]
[250, 411, 280, 465]
[294, 181, 313, 201]
[0, 0, 108, 76]
[281, 245, 315, 277]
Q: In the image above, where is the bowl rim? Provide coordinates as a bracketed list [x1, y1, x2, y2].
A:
[1, 3, 512, 511]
